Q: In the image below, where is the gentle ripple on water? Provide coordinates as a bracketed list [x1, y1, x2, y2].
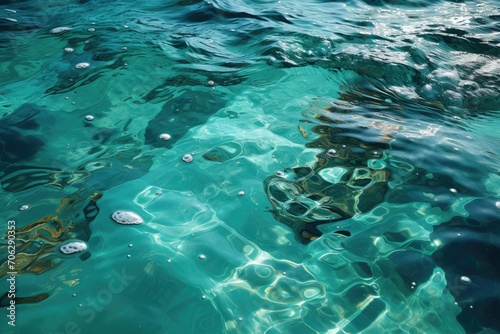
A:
[0, 0, 499, 333]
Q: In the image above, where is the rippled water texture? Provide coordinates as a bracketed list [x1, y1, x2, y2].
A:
[1, 0, 500, 333]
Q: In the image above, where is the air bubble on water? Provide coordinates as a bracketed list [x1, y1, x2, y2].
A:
[64, 47, 74, 53]
[207, 80, 214, 86]
[276, 171, 285, 177]
[50, 27, 72, 34]
[460, 276, 471, 284]
[201, 295, 206, 300]
[72, 293, 77, 297]
[411, 282, 416, 286]
[88, 28, 95, 32]
[127, 255, 131, 258]
[182, 154, 193, 163]
[326, 149, 337, 157]
[450, 188, 457, 193]
[65, 96, 69, 100]
[75, 62, 90, 69]
[128, 244, 133, 248]
[159, 133, 171, 141]
[495, 201, 500, 209]
[238, 191, 245, 196]
[121, 46, 128, 50]
[111, 211, 144, 225]
[238, 317, 243, 322]
[85, 115, 94, 121]
[198, 254, 206, 260]
[71, 102, 76, 105]
[59, 241, 87, 255]
[167, 259, 171, 263]
[19, 204, 30, 211]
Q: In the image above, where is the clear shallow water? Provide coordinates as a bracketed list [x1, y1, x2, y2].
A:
[0, 0, 499, 333]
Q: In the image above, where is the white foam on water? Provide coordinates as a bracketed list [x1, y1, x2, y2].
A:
[111, 210, 144, 225]
[59, 241, 87, 255]
[75, 62, 90, 69]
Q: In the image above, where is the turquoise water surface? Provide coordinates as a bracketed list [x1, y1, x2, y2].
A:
[1, 0, 500, 333]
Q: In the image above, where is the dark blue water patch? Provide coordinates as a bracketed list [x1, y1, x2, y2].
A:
[0, 128, 43, 164]
[417, 31, 500, 57]
[431, 197, 500, 334]
[388, 250, 435, 287]
[0, 165, 68, 192]
[181, 5, 291, 24]
[0, 104, 45, 164]
[144, 88, 227, 148]
[1, 121, 153, 192]
[384, 167, 481, 207]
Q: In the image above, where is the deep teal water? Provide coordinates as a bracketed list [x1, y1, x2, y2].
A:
[1, 0, 500, 333]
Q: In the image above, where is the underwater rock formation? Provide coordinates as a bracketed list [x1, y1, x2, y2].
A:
[265, 94, 393, 244]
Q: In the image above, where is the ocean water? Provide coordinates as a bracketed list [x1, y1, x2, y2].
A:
[1, 0, 499, 333]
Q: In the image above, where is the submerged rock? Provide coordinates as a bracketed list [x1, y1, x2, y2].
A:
[264, 97, 392, 244]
